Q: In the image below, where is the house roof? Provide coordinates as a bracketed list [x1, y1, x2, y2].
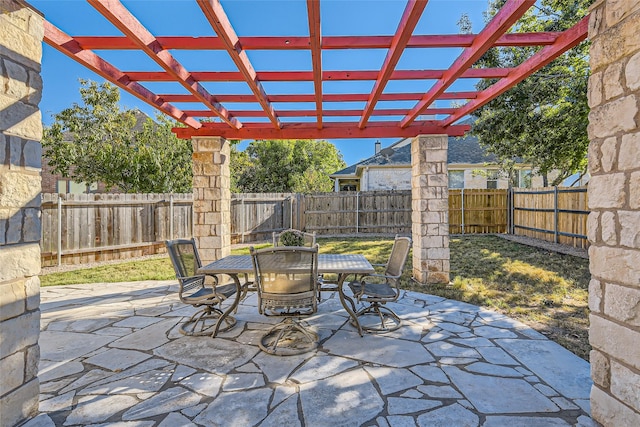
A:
[331, 133, 498, 177]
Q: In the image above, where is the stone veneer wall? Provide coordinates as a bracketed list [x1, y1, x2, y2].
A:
[411, 135, 450, 284]
[191, 136, 231, 265]
[0, 1, 44, 425]
[587, 0, 640, 425]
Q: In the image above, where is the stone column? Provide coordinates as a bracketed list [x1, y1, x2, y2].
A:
[191, 136, 231, 265]
[587, 1, 640, 425]
[0, 1, 44, 425]
[411, 134, 450, 284]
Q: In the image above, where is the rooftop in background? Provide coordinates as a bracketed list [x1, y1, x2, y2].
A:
[331, 133, 498, 177]
[37, 0, 588, 141]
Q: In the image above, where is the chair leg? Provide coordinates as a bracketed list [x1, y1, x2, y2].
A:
[259, 317, 318, 356]
[180, 306, 237, 336]
[351, 302, 401, 333]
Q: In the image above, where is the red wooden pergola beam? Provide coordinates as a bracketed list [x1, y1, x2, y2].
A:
[158, 91, 478, 104]
[43, 21, 200, 129]
[440, 15, 589, 128]
[174, 122, 471, 140]
[125, 68, 511, 83]
[307, 0, 323, 129]
[183, 107, 457, 117]
[87, 0, 240, 129]
[72, 32, 559, 51]
[359, 0, 428, 129]
[401, 0, 535, 128]
[197, 0, 280, 129]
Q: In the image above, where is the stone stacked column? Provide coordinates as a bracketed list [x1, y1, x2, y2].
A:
[191, 136, 231, 265]
[0, 1, 44, 425]
[411, 134, 450, 284]
[587, 1, 640, 425]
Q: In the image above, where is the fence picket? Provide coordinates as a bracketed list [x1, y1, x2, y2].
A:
[41, 187, 588, 266]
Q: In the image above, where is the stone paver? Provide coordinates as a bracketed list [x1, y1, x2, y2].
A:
[30, 281, 595, 426]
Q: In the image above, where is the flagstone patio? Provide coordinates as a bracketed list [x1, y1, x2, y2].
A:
[26, 280, 597, 427]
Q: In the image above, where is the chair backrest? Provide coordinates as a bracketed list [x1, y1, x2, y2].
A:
[250, 245, 319, 314]
[385, 235, 412, 279]
[165, 238, 203, 279]
[272, 229, 316, 247]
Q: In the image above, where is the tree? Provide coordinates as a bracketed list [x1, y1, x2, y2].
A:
[470, 0, 592, 186]
[232, 139, 346, 193]
[43, 79, 192, 193]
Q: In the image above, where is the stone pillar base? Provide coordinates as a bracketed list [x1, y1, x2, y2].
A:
[191, 137, 231, 265]
[411, 135, 450, 285]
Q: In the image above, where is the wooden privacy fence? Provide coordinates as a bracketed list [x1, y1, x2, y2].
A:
[41, 193, 193, 267]
[510, 186, 589, 249]
[41, 192, 298, 265]
[41, 187, 588, 266]
[303, 189, 507, 236]
[304, 191, 412, 235]
[231, 193, 301, 244]
[449, 189, 507, 234]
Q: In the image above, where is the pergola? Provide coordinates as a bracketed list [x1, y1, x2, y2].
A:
[7, 2, 640, 425]
[41, 0, 589, 283]
[43, 0, 588, 141]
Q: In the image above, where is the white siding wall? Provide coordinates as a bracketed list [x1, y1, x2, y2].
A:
[349, 166, 561, 191]
[362, 167, 412, 191]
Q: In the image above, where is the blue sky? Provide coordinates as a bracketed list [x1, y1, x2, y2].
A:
[31, 0, 490, 166]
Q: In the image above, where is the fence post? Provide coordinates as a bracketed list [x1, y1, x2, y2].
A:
[169, 194, 174, 240]
[57, 195, 62, 266]
[356, 192, 360, 234]
[507, 186, 516, 234]
[297, 193, 304, 231]
[241, 197, 245, 244]
[290, 195, 294, 229]
[461, 188, 465, 235]
[554, 186, 559, 243]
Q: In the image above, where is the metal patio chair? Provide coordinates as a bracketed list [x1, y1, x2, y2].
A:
[347, 235, 412, 333]
[250, 245, 319, 356]
[165, 238, 237, 336]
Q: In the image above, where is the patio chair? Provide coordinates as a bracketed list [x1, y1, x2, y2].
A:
[347, 235, 412, 333]
[250, 245, 319, 356]
[165, 238, 237, 336]
[272, 228, 316, 247]
[273, 229, 332, 300]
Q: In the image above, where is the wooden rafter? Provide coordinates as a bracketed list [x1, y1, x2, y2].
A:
[183, 107, 457, 117]
[124, 68, 511, 82]
[307, 0, 323, 129]
[359, 0, 428, 129]
[43, 21, 200, 129]
[400, 0, 535, 128]
[197, 0, 281, 129]
[158, 92, 478, 103]
[71, 32, 560, 51]
[87, 0, 240, 129]
[174, 122, 471, 140]
[440, 15, 589, 127]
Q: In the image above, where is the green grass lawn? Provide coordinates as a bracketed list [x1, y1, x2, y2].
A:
[40, 235, 590, 360]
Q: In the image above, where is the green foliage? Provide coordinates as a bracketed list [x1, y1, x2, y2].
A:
[43, 79, 193, 193]
[278, 229, 305, 246]
[471, 0, 593, 186]
[232, 139, 346, 193]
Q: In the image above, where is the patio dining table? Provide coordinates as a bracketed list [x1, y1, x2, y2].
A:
[199, 253, 375, 337]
